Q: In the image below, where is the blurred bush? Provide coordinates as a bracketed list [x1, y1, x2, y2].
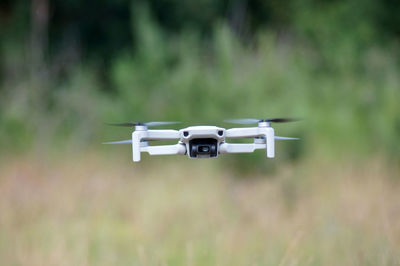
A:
[0, 0, 399, 165]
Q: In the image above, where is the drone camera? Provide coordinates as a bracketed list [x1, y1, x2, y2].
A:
[189, 138, 218, 158]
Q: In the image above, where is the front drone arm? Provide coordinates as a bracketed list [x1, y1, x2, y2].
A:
[141, 144, 186, 156]
[219, 143, 266, 154]
[225, 127, 275, 158]
[132, 129, 181, 162]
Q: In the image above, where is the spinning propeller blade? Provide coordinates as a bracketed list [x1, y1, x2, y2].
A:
[224, 118, 260, 124]
[145, 121, 180, 126]
[106, 121, 180, 127]
[103, 140, 132, 144]
[274, 136, 300, 140]
[225, 118, 300, 124]
[267, 118, 300, 123]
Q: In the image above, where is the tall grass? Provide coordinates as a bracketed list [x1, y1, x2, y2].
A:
[0, 153, 399, 265]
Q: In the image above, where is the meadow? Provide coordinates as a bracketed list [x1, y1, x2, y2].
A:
[1, 152, 399, 265]
[1, 1, 400, 265]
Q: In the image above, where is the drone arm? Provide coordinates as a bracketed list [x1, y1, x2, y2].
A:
[141, 144, 186, 155]
[144, 130, 181, 140]
[225, 127, 261, 138]
[132, 130, 182, 162]
[225, 127, 275, 158]
[219, 143, 266, 154]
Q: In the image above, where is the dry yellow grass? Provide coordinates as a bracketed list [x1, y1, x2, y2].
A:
[0, 153, 399, 265]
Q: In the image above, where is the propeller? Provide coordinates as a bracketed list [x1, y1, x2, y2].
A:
[225, 118, 300, 125]
[106, 121, 180, 127]
[103, 140, 132, 144]
[275, 136, 300, 140]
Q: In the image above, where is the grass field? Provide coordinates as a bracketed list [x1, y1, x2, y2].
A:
[0, 153, 399, 266]
[1, 1, 399, 265]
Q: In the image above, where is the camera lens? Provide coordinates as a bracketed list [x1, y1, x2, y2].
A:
[198, 145, 210, 153]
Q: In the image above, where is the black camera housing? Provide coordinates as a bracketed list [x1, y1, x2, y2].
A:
[189, 138, 218, 158]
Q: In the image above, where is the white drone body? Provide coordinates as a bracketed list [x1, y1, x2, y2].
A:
[105, 119, 299, 162]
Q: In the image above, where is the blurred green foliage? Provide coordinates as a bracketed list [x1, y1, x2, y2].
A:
[0, 0, 399, 164]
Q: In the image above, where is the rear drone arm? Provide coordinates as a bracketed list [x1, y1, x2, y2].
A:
[225, 127, 263, 138]
[144, 130, 181, 140]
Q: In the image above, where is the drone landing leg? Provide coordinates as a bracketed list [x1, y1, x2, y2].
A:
[132, 131, 146, 162]
[266, 127, 275, 158]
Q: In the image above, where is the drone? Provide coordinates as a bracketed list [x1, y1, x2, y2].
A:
[104, 118, 300, 162]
